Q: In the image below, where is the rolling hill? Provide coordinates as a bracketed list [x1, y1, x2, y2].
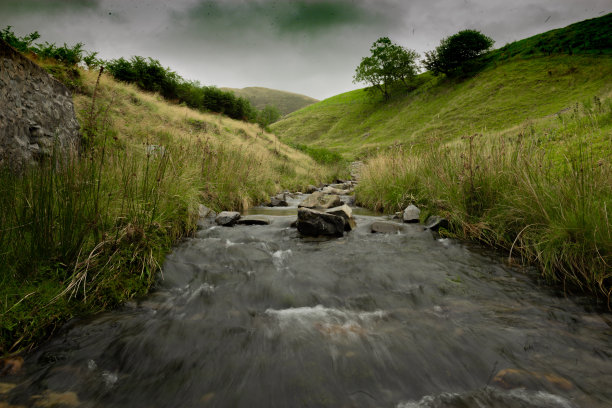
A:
[221, 86, 319, 116]
[271, 14, 612, 158]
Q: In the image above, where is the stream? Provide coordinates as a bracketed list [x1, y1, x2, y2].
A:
[2, 194, 611, 407]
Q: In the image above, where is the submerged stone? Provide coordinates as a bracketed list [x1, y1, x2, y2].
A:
[371, 221, 404, 234]
[236, 215, 271, 225]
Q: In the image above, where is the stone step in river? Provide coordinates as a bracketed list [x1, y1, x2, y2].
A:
[1, 193, 611, 408]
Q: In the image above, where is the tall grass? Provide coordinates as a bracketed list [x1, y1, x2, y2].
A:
[0, 66, 336, 354]
[356, 104, 611, 302]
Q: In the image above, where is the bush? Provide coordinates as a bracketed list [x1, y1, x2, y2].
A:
[423, 29, 494, 76]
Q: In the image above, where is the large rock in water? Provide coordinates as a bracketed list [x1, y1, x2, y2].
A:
[298, 191, 341, 210]
[325, 204, 356, 231]
[297, 208, 345, 237]
[0, 39, 80, 170]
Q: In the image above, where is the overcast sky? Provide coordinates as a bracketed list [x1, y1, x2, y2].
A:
[1, 0, 609, 99]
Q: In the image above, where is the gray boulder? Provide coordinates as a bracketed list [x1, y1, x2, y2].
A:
[236, 215, 271, 225]
[297, 208, 345, 237]
[424, 215, 449, 231]
[215, 211, 241, 226]
[298, 191, 342, 210]
[371, 221, 404, 234]
[325, 204, 356, 231]
[305, 185, 318, 194]
[403, 204, 421, 223]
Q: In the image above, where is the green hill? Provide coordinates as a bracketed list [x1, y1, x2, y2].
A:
[272, 14, 612, 157]
[221, 86, 319, 116]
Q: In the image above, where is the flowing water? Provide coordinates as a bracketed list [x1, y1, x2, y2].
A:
[2, 195, 611, 408]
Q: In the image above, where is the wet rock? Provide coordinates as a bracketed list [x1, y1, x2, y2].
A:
[236, 215, 271, 225]
[290, 220, 298, 228]
[325, 204, 356, 231]
[493, 368, 573, 392]
[330, 183, 352, 190]
[340, 195, 356, 206]
[321, 186, 351, 195]
[306, 184, 318, 193]
[215, 211, 241, 226]
[297, 208, 345, 237]
[392, 211, 402, 220]
[371, 221, 404, 234]
[0, 357, 23, 376]
[267, 193, 288, 207]
[298, 191, 342, 210]
[424, 215, 449, 231]
[402, 204, 420, 223]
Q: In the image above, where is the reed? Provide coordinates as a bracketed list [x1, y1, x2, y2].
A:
[356, 103, 612, 302]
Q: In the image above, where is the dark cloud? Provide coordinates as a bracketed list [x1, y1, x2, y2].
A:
[0, 0, 609, 99]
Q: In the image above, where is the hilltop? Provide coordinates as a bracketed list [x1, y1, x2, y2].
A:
[222, 86, 319, 116]
[271, 14, 612, 157]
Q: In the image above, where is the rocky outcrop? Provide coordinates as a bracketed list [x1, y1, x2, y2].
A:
[297, 208, 345, 237]
[0, 39, 80, 170]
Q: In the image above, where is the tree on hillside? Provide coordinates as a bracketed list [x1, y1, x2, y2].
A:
[257, 105, 281, 130]
[423, 29, 494, 76]
[353, 37, 420, 100]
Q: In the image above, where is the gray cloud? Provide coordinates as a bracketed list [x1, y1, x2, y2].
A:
[0, 0, 609, 99]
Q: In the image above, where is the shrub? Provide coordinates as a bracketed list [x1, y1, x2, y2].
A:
[423, 29, 494, 76]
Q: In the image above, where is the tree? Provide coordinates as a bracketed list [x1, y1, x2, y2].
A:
[257, 105, 281, 130]
[353, 37, 419, 100]
[422, 29, 494, 76]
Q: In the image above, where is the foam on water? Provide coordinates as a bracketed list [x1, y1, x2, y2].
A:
[396, 387, 577, 408]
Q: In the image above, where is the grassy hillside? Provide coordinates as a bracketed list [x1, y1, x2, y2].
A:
[272, 14, 612, 157]
[272, 55, 612, 157]
[270, 14, 612, 302]
[222, 86, 319, 116]
[0, 64, 338, 355]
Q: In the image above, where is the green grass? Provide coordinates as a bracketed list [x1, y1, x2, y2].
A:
[355, 104, 612, 302]
[272, 55, 612, 157]
[0, 65, 339, 355]
[221, 86, 319, 116]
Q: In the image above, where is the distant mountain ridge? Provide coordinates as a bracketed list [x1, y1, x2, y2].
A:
[221, 86, 319, 116]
